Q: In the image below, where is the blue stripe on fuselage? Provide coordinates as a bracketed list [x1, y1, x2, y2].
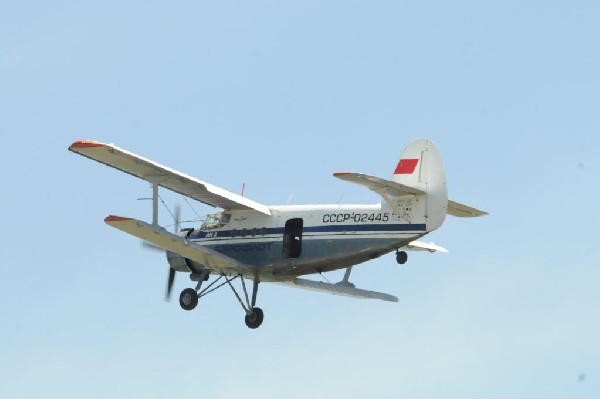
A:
[305, 224, 426, 233]
[190, 223, 426, 239]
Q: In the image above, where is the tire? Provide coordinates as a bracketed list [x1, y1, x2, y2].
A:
[179, 288, 198, 311]
[244, 307, 264, 329]
[396, 251, 408, 265]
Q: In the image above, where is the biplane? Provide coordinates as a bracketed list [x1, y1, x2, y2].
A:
[69, 138, 487, 329]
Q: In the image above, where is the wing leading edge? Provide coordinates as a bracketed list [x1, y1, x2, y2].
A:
[69, 140, 271, 215]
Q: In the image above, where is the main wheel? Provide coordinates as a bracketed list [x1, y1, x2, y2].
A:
[179, 288, 198, 311]
[244, 307, 264, 329]
[396, 250, 408, 265]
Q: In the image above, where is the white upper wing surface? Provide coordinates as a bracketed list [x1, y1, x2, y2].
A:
[69, 140, 271, 215]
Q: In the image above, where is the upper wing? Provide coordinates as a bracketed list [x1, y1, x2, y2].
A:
[105, 215, 252, 275]
[69, 140, 271, 215]
[333, 172, 425, 196]
[447, 200, 488, 217]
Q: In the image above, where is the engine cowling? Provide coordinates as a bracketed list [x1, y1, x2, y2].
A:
[165, 228, 205, 273]
[166, 250, 194, 272]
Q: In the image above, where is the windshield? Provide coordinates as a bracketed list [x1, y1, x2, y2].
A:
[201, 212, 231, 230]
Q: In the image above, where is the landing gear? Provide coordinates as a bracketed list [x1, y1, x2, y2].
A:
[179, 288, 198, 311]
[396, 250, 408, 265]
[227, 276, 264, 329]
[244, 307, 264, 329]
[178, 273, 265, 329]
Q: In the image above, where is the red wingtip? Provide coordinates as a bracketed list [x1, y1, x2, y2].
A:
[70, 140, 106, 149]
[104, 215, 133, 223]
[333, 172, 351, 177]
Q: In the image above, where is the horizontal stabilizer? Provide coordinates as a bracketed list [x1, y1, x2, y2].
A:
[405, 240, 448, 253]
[104, 216, 250, 274]
[333, 172, 425, 197]
[447, 200, 488, 217]
[69, 140, 271, 215]
[280, 278, 399, 302]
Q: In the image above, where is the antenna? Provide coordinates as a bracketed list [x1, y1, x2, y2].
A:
[241, 183, 245, 197]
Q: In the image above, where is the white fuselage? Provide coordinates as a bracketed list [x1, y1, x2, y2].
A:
[186, 202, 428, 279]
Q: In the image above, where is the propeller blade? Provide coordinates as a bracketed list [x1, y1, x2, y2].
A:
[166, 267, 176, 301]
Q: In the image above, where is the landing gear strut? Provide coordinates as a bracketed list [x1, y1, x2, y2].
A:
[178, 273, 264, 329]
[396, 250, 408, 265]
[227, 276, 264, 329]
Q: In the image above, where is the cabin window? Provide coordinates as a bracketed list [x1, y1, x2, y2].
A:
[282, 218, 303, 259]
[241, 228, 247, 237]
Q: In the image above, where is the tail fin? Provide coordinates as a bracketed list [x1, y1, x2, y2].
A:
[388, 139, 448, 231]
[334, 138, 486, 231]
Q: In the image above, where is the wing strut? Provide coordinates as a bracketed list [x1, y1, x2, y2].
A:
[340, 267, 353, 286]
[152, 182, 159, 226]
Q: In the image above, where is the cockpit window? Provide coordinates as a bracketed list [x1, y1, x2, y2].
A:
[201, 212, 231, 230]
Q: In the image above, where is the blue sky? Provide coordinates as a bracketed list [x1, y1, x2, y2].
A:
[1, 1, 599, 397]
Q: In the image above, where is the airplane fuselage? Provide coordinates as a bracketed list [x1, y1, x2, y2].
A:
[187, 203, 427, 279]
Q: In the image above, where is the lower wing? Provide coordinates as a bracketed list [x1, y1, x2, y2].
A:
[104, 216, 251, 275]
[277, 278, 398, 302]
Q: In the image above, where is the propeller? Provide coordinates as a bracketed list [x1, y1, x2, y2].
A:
[164, 204, 181, 301]
[141, 203, 182, 302]
[166, 266, 176, 301]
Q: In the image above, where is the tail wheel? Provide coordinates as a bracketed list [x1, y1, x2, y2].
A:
[179, 288, 198, 311]
[396, 250, 408, 265]
[244, 307, 264, 329]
